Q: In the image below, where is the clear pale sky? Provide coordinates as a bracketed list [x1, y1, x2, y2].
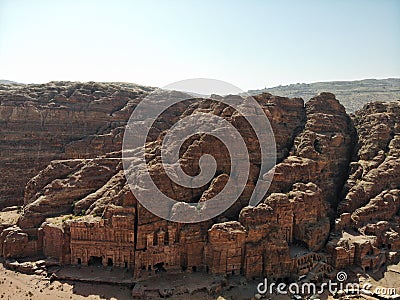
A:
[0, 0, 399, 90]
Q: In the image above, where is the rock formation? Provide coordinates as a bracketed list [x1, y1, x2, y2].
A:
[0, 82, 153, 209]
[0, 81, 399, 288]
[328, 100, 400, 272]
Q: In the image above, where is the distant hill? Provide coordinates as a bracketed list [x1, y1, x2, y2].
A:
[248, 78, 400, 113]
[0, 79, 21, 85]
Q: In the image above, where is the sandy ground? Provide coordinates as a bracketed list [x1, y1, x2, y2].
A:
[51, 265, 135, 285]
[0, 261, 399, 299]
[0, 263, 131, 300]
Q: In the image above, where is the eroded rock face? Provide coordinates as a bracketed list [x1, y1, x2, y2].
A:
[19, 158, 121, 228]
[0, 82, 152, 209]
[238, 182, 329, 279]
[329, 100, 400, 272]
[269, 92, 354, 208]
[0, 226, 43, 258]
[0, 81, 399, 283]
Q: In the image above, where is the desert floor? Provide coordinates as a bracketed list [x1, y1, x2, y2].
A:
[0, 261, 398, 299]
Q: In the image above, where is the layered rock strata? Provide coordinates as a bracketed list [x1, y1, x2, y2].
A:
[0, 82, 152, 209]
[0, 82, 399, 284]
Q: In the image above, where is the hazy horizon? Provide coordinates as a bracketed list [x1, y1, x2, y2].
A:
[1, 76, 400, 91]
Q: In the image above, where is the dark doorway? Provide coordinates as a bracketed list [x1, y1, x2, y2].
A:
[107, 258, 113, 266]
[154, 262, 166, 273]
[88, 256, 103, 266]
[192, 266, 197, 272]
[313, 139, 322, 153]
[77, 258, 81, 265]
[125, 262, 128, 268]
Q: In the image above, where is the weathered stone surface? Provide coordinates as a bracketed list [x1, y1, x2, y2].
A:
[19, 158, 120, 228]
[205, 221, 246, 275]
[0, 81, 399, 285]
[227, 93, 353, 279]
[0, 82, 152, 209]
[41, 219, 71, 264]
[69, 205, 135, 268]
[269, 92, 354, 208]
[5, 259, 46, 275]
[329, 100, 400, 272]
[0, 225, 42, 258]
[238, 182, 330, 279]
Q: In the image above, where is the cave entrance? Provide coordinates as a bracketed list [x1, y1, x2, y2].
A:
[154, 262, 166, 273]
[313, 139, 322, 154]
[192, 266, 197, 272]
[77, 258, 81, 265]
[107, 258, 113, 266]
[88, 256, 103, 266]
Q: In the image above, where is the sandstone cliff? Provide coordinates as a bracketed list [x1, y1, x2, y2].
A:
[328, 100, 400, 271]
[0, 82, 153, 209]
[0, 82, 399, 284]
